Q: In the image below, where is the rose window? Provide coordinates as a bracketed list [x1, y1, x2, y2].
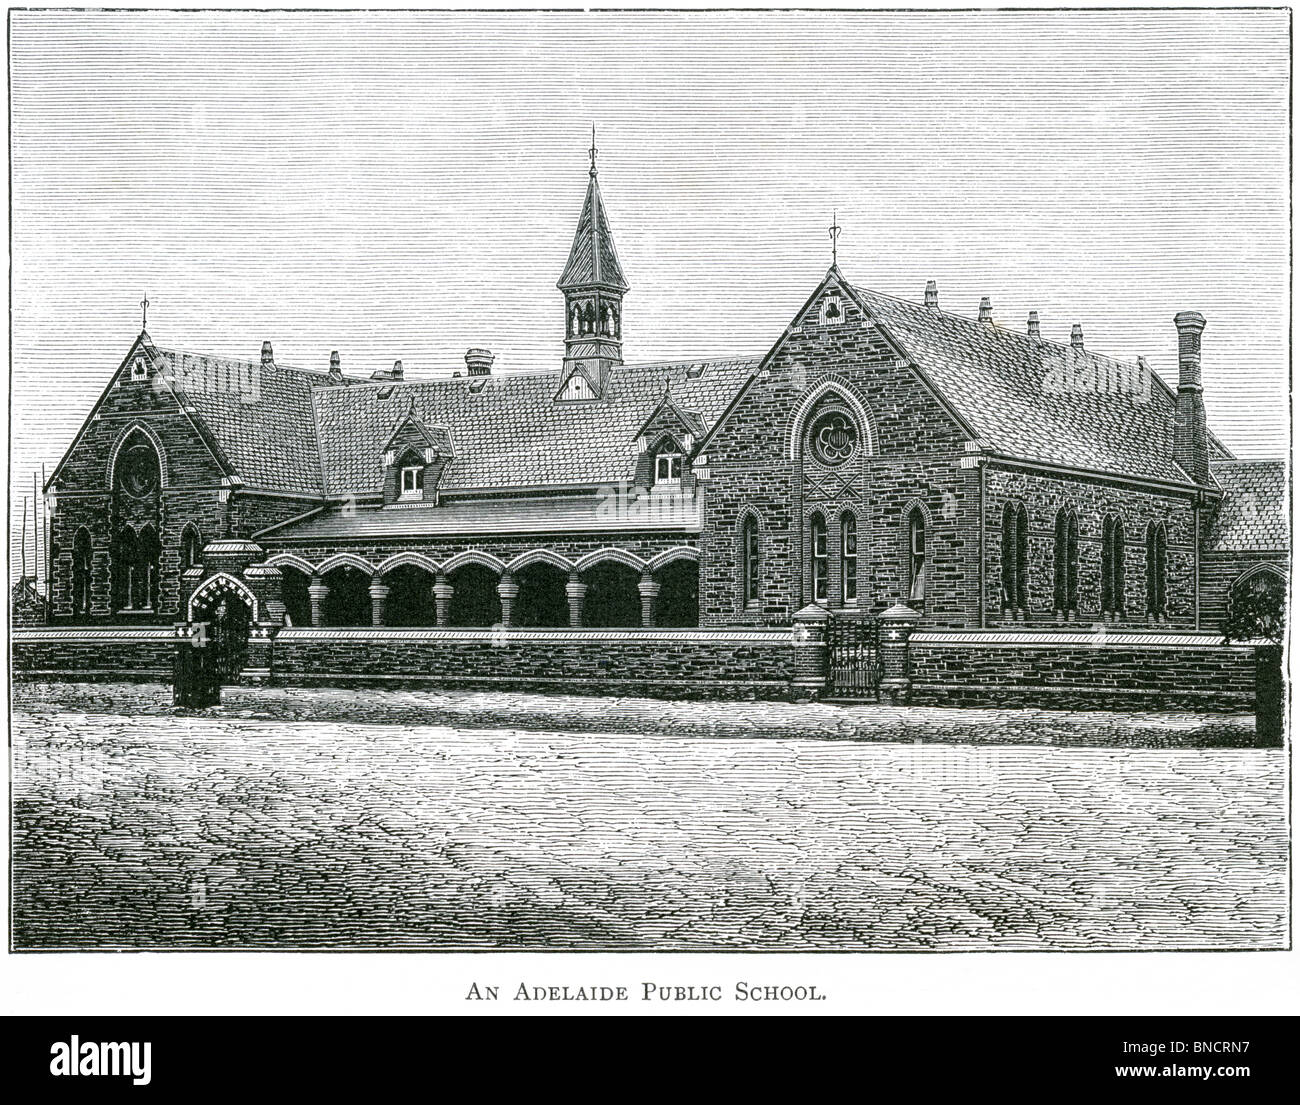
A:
[809, 412, 858, 467]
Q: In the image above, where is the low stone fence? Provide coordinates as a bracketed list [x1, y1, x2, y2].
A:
[267, 626, 795, 699]
[909, 629, 1262, 712]
[10, 626, 179, 682]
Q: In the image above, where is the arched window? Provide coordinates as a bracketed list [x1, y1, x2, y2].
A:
[1000, 502, 1030, 617]
[1053, 508, 1079, 617]
[71, 527, 92, 620]
[1101, 514, 1126, 617]
[810, 513, 828, 604]
[1146, 521, 1168, 621]
[113, 432, 161, 498]
[180, 524, 203, 571]
[840, 513, 858, 605]
[111, 526, 138, 613]
[907, 508, 926, 603]
[741, 515, 760, 608]
[136, 524, 161, 611]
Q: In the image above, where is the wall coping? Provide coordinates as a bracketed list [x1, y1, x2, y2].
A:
[276, 626, 791, 644]
[911, 630, 1267, 649]
[11, 627, 177, 642]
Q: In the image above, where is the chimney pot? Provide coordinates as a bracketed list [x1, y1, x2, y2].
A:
[978, 297, 993, 324]
[1070, 324, 1084, 349]
[465, 347, 494, 376]
[1027, 312, 1040, 340]
[392, 359, 404, 381]
[328, 350, 342, 382]
[924, 280, 939, 309]
[260, 341, 273, 367]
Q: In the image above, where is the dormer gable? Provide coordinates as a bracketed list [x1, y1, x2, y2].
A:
[633, 389, 707, 489]
[380, 409, 455, 505]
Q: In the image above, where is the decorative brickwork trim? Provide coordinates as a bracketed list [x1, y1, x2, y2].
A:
[277, 626, 787, 643]
[911, 630, 1248, 649]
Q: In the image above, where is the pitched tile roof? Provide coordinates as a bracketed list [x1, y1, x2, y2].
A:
[152, 345, 333, 495]
[1206, 459, 1289, 552]
[265, 491, 701, 541]
[310, 357, 758, 496]
[851, 285, 1195, 484]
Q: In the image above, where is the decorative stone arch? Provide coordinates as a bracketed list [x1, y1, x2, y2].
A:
[265, 552, 318, 577]
[376, 551, 442, 579]
[107, 420, 170, 490]
[786, 375, 878, 461]
[1232, 561, 1287, 587]
[574, 547, 649, 574]
[442, 549, 506, 575]
[317, 552, 377, 577]
[646, 546, 700, 573]
[505, 548, 574, 575]
[187, 571, 260, 621]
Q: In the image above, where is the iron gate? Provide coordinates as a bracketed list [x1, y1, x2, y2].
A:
[828, 614, 883, 700]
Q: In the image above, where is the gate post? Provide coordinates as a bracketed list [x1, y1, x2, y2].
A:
[879, 602, 921, 705]
[244, 622, 278, 685]
[791, 603, 830, 701]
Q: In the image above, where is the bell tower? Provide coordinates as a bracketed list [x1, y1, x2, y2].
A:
[556, 128, 628, 400]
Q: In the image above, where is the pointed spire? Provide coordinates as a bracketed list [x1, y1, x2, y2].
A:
[558, 139, 628, 293]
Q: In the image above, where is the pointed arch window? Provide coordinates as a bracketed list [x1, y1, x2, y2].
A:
[71, 527, 92, 620]
[1000, 502, 1030, 617]
[840, 512, 858, 605]
[741, 514, 761, 608]
[810, 513, 829, 604]
[1101, 514, 1126, 617]
[1053, 508, 1080, 617]
[181, 524, 203, 571]
[1145, 521, 1168, 621]
[907, 508, 927, 603]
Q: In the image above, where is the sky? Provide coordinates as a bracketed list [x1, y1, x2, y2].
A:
[6, 7, 1291, 588]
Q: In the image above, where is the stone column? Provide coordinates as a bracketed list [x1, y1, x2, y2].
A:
[369, 579, 389, 626]
[638, 573, 660, 628]
[790, 603, 830, 700]
[308, 576, 328, 627]
[497, 573, 519, 627]
[433, 572, 453, 627]
[566, 571, 587, 628]
[879, 602, 921, 705]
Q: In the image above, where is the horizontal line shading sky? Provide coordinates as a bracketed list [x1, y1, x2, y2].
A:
[8, 8, 1290, 585]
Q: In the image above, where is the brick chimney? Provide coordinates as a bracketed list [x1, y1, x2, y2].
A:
[261, 341, 274, 369]
[1173, 311, 1209, 483]
[328, 350, 342, 384]
[1026, 312, 1040, 340]
[391, 359, 403, 381]
[924, 280, 939, 309]
[978, 297, 993, 324]
[1070, 323, 1084, 350]
[465, 348, 494, 376]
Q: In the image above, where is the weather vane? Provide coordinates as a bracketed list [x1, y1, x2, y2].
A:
[589, 124, 598, 177]
[140, 293, 150, 330]
[828, 211, 842, 266]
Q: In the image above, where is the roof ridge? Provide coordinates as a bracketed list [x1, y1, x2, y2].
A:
[853, 284, 1148, 369]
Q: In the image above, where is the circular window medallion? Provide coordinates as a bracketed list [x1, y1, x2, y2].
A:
[809, 411, 858, 467]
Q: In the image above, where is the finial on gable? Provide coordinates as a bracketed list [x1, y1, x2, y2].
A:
[140, 292, 150, 331]
[589, 124, 598, 178]
[828, 211, 842, 267]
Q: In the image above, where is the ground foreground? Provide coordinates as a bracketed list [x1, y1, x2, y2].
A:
[11, 683, 1288, 950]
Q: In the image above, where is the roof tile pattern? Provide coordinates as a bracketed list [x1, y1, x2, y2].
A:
[154, 346, 330, 495]
[1206, 460, 1289, 552]
[312, 358, 758, 495]
[852, 287, 1192, 484]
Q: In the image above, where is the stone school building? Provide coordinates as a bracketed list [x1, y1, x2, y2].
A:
[15, 152, 1288, 710]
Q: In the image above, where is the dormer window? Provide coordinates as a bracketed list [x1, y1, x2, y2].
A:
[400, 466, 424, 499]
[655, 453, 683, 485]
